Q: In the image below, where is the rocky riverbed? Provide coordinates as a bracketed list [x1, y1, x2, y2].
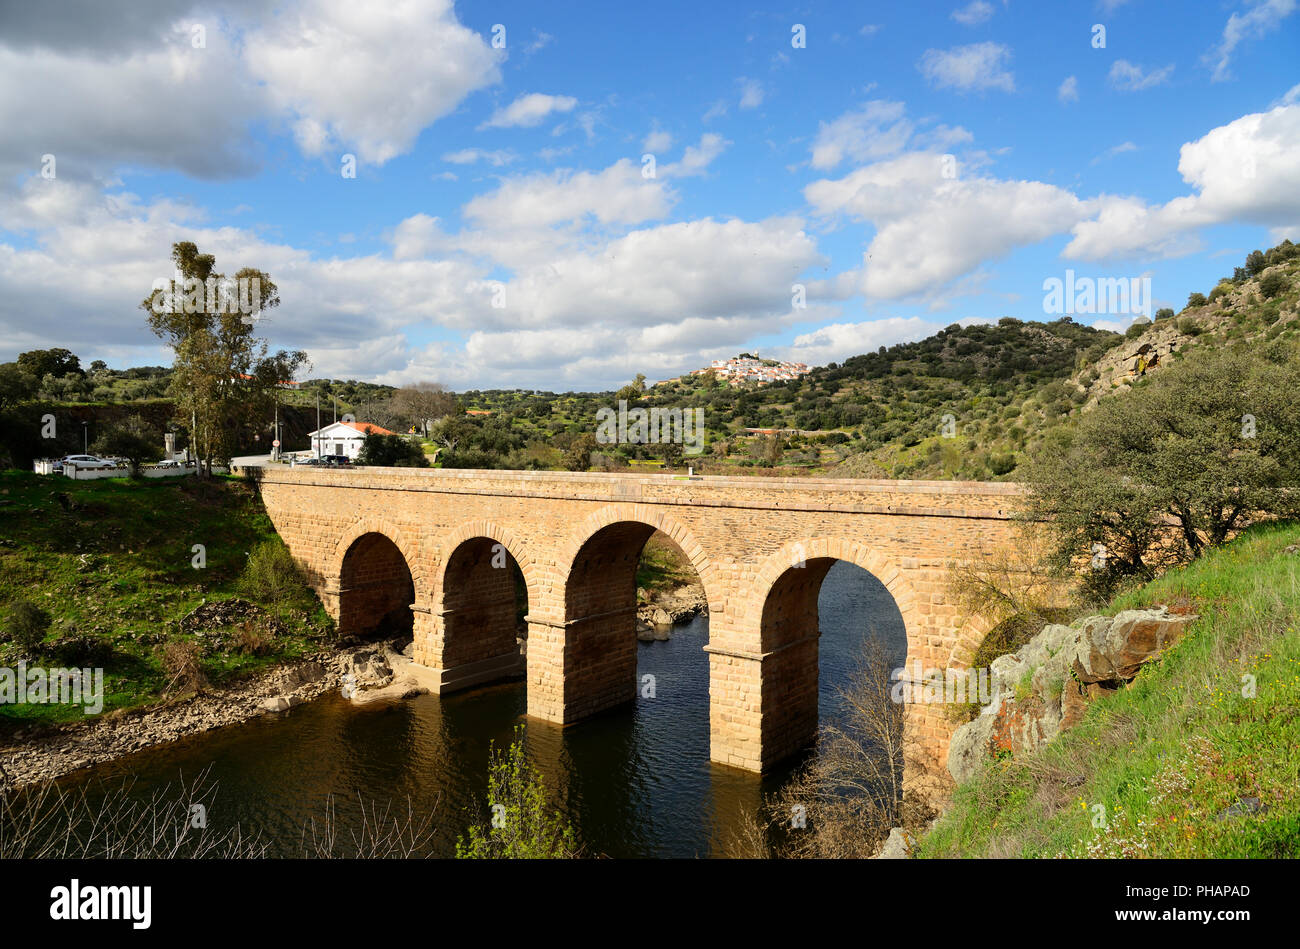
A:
[635, 583, 708, 641]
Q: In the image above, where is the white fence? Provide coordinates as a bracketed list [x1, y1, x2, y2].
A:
[34, 461, 228, 479]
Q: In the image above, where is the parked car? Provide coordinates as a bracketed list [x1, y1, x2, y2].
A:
[321, 454, 352, 467]
[60, 454, 116, 470]
[154, 459, 181, 468]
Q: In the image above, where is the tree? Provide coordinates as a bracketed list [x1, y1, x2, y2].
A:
[615, 374, 646, 403]
[17, 348, 82, 380]
[0, 363, 38, 408]
[1185, 292, 1208, 309]
[661, 441, 684, 469]
[356, 432, 430, 467]
[392, 382, 457, 437]
[141, 242, 307, 475]
[1022, 343, 1300, 599]
[92, 414, 161, 476]
[1154, 307, 1175, 321]
[562, 432, 597, 471]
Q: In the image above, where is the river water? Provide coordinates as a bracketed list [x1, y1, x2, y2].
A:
[58, 561, 906, 858]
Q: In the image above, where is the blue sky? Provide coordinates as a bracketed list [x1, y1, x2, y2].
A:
[0, 0, 1297, 390]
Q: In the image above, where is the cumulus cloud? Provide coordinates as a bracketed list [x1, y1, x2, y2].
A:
[806, 152, 1086, 300]
[1208, 0, 1297, 82]
[951, 1, 995, 26]
[480, 92, 578, 129]
[809, 101, 914, 169]
[918, 42, 1015, 93]
[776, 317, 939, 365]
[462, 159, 672, 234]
[643, 128, 673, 153]
[1058, 75, 1079, 103]
[0, 23, 262, 180]
[660, 134, 729, 177]
[244, 0, 501, 165]
[1066, 103, 1300, 260]
[1108, 60, 1175, 91]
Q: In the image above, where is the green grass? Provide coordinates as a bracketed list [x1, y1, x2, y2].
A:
[0, 470, 333, 728]
[635, 533, 698, 598]
[918, 520, 1300, 858]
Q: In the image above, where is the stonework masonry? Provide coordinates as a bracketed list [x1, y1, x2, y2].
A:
[243, 465, 1022, 779]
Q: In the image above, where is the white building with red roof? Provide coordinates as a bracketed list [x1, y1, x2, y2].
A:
[305, 420, 400, 460]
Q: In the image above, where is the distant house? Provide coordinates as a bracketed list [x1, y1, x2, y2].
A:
[305, 421, 399, 460]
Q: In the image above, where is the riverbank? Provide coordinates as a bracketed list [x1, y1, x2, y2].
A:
[0, 639, 415, 791]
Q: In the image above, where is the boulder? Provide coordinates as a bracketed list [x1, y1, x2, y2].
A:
[1071, 607, 1197, 683]
[875, 827, 914, 859]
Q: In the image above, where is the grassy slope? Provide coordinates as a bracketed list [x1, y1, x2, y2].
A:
[919, 521, 1300, 858]
[0, 471, 332, 728]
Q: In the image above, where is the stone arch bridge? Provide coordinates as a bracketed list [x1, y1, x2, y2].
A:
[245, 466, 1022, 774]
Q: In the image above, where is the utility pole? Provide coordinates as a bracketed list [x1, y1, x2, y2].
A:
[316, 388, 321, 459]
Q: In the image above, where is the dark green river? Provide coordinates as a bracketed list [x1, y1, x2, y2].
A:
[59, 561, 906, 857]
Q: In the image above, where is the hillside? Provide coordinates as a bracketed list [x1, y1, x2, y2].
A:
[0, 472, 332, 730]
[1072, 242, 1300, 408]
[919, 521, 1300, 858]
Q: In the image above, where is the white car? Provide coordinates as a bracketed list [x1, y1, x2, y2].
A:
[61, 454, 116, 470]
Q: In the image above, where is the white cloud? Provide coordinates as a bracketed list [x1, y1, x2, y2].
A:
[951, 2, 995, 26]
[1058, 75, 1079, 103]
[480, 92, 579, 129]
[462, 159, 673, 234]
[0, 23, 262, 180]
[245, 0, 501, 165]
[1091, 141, 1139, 164]
[739, 77, 764, 109]
[1108, 60, 1175, 91]
[777, 317, 938, 365]
[1208, 0, 1297, 82]
[918, 42, 1015, 93]
[643, 129, 673, 153]
[1066, 104, 1300, 260]
[806, 152, 1086, 300]
[660, 134, 729, 177]
[809, 101, 914, 169]
[442, 148, 516, 166]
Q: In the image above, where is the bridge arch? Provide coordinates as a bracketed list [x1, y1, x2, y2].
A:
[433, 521, 539, 685]
[333, 520, 424, 639]
[554, 503, 722, 616]
[713, 537, 923, 772]
[741, 537, 919, 645]
[548, 504, 719, 724]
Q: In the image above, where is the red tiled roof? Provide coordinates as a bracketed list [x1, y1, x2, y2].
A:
[341, 421, 398, 436]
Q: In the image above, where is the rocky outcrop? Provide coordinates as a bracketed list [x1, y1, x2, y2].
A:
[947, 606, 1197, 783]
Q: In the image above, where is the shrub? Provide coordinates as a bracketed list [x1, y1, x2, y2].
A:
[456, 727, 577, 858]
[1185, 292, 1208, 309]
[4, 600, 51, 653]
[239, 541, 305, 607]
[1177, 317, 1203, 336]
[1154, 307, 1175, 321]
[1259, 271, 1287, 300]
[160, 639, 207, 695]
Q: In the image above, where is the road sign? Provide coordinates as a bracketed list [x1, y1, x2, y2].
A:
[272, 439, 281, 447]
